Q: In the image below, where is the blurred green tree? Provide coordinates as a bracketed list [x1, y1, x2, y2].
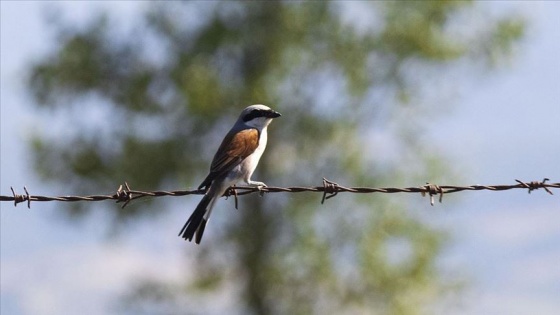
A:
[27, 1, 523, 314]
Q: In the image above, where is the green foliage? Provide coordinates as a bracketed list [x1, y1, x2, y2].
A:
[27, 1, 522, 314]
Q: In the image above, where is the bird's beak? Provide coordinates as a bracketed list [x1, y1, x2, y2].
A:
[267, 110, 281, 118]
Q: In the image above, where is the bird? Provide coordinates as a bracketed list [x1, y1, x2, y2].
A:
[179, 104, 281, 244]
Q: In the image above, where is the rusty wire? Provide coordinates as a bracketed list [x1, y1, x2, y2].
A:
[1, 178, 557, 209]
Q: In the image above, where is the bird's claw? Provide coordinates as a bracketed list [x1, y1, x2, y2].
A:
[247, 180, 267, 196]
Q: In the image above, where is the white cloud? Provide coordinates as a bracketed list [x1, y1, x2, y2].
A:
[2, 243, 186, 315]
[458, 291, 560, 315]
[472, 202, 560, 248]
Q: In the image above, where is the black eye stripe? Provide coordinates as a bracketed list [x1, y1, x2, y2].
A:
[243, 109, 266, 122]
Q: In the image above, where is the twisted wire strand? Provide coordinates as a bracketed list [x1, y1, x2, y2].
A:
[1, 178, 557, 209]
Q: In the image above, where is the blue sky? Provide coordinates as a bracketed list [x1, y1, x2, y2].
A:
[1, 2, 559, 315]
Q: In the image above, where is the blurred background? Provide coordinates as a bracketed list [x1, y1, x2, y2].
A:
[1, 1, 559, 315]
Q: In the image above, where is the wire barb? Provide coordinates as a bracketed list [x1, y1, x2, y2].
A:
[115, 182, 133, 208]
[422, 183, 444, 206]
[515, 178, 553, 195]
[9, 186, 30, 208]
[225, 185, 239, 210]
[321, 178, 340, 204]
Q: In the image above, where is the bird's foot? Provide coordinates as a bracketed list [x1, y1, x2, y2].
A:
[247, 180, 267, 196]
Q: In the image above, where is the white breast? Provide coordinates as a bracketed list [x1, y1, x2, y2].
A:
[224, 126, 268, 184]
[241, 126, 267, 181]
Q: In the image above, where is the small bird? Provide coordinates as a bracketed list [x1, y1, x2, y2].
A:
[179, 104, 281, 244]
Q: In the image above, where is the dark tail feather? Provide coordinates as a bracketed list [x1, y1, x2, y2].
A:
[179, 195, 211, 244]
[195, 220, 207, 244]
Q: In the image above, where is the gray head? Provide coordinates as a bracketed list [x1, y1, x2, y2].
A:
[238, 104, 281, 129]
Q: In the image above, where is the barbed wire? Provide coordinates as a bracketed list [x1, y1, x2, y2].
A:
[1, 178, 557, 209]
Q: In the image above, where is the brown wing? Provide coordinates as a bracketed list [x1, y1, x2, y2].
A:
[198, 128, 260, 190]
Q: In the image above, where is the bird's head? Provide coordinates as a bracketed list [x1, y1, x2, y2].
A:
[239, 104, 281, 129]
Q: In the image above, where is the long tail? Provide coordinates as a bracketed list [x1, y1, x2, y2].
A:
[179, 194, 212, 244]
